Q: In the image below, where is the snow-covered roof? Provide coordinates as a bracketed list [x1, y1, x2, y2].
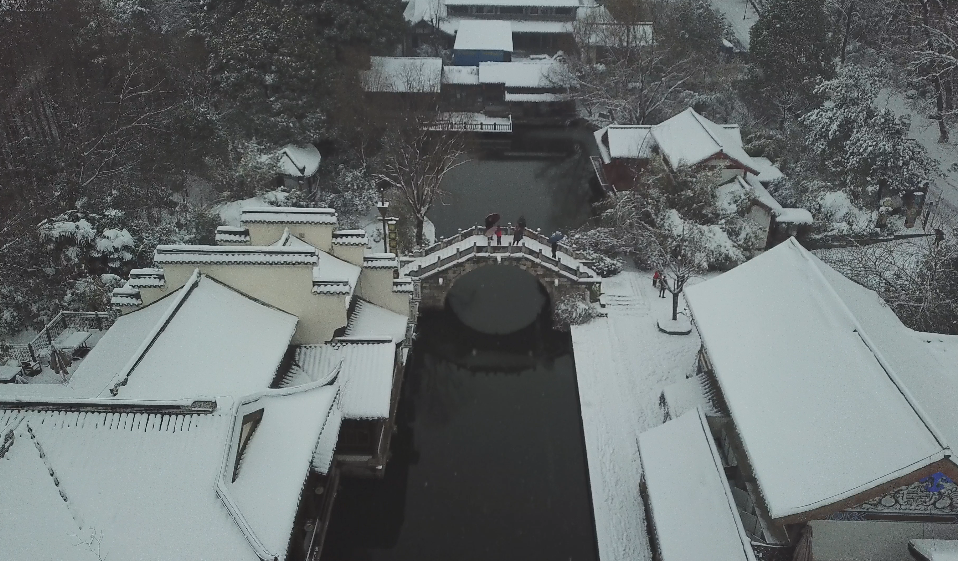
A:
[650, 108, 758, 173]
[910, 539, 958, 561]
[661, 373, 724, 420]
[639, 409, 757, 561]
[504, 92, 569, 102]
[478, 59, 564, 88]
[364, 253, 399, 269]
[266, 144, 321, 178]
[241, 206, 338, 225]
[742, 175, 784, 212]
[283, 339, 396, 419]
[684, 239, 953, 520]
[774, 208, 814, 224]
[314, 251, 361, 298]
[362, 56, 443, 93]
[346, 299, 409, 344]
[455, 19, 513, 51]
[445, 0, 579, 5]
[215, 225, 251, 244]
[154, 245, 318, 266]
[605, 124, 654, 159]
[0, 382, 337, 561]
[127, 268, 166, 288]
[106, 276, 297, 400]
[313, 404, 343, 475]
[751, 156, 785, 184]
[332, 229, 369, 246]
[594, 127, 613, 164]
[443, 65, 480, 85]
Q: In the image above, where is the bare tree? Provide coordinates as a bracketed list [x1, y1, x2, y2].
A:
[561, 5, 692, 125]
[651, 225, 708, 321]
[372, 125, 467, 247]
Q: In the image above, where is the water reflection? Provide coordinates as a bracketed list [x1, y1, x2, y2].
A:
[446, 265, 548, 335]
[429, 126, 602, 238]
[321, 306, 598, 561]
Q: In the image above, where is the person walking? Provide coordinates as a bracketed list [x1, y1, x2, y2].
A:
[495, 225, 502, 245]
[652, 270, 661, 288]
[658, 275, 668, 298]
[548, 231, 564, 258]
[511, 224, 524, 246]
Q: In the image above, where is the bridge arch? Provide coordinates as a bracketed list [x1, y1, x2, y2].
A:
[402, 226, 601, 321]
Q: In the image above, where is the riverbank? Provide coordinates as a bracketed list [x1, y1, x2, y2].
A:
[571, 266, 705, 561]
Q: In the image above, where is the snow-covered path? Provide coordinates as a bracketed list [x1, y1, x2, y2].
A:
[571, 268, 704, 561]
[708, 0, 758, 49]
[878, 90, 958, 223]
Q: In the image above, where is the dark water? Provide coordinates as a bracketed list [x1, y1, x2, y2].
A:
[428, 126, 603, 239]
[321, 266, 598, 561]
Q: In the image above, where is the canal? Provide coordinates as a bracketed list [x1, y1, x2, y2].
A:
[428, 125, 603, 238]
[321, 265, 599, 561]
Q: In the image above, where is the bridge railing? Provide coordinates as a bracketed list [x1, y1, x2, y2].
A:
[408, 242, 597, 280]
[418, 225, 589, 264]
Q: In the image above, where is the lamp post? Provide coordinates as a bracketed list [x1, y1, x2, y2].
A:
[377, 186, 390, 254]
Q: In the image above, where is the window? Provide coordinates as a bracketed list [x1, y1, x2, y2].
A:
[500, 6, 523, 14]
[232, 409, 264, 482]
[448, 5, 469, 15]
[555, 7, 573, 15]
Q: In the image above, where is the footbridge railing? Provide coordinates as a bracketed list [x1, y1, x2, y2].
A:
[407, 241, 597, 282]
[417, 225, 590, 263]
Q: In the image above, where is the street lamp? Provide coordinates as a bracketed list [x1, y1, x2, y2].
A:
[377, 185, 390, 254]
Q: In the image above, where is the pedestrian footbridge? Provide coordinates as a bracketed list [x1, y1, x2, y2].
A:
[400, 225, 602, 311]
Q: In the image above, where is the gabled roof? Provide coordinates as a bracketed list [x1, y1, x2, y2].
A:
[0, 383, 337, 561]
[650, 108, 758, 174]
[362, 57, 443, 93]
[685, 239, 953, 520]
[260, 144, 321, 178]
[106, 274, 297, 400]
[639, 409, 757, 561]
[455, 19, 513, 52]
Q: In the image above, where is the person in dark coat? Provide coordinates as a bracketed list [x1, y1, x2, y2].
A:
[496, 226, 502, 245]
[548, 231, 564, 258]
[658, 275, 668, 298]
[511, 225, 524, 246]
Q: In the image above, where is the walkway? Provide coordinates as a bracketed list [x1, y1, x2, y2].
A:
[400, 226, 600, 280]
[570, 267, 704, 561]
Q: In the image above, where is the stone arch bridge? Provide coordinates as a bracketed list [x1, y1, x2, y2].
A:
[400, 226, 601, 312]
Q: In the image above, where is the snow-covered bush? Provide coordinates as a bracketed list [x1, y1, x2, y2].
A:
[552, 293, 600, 331]
[92, 229, 136, 269]
[579, 250, 624, 278]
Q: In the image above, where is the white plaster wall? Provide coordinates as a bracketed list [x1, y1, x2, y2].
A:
[332, 244, 365, 267]
[160, 262, 347, 344]
[357, 268, 410, 316]
[139, 285, 174, 307]
[718, 167, 746, 183]
[244, 222, 335, 252]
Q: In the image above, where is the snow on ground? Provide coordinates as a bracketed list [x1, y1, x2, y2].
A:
[708, 0, 758, 49]
[571, 265, 707, 561]
[214, 191, 288, 227]
[878, 90, 958, 223]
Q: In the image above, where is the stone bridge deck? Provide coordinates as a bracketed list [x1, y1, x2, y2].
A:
[400, 227, 600, 282]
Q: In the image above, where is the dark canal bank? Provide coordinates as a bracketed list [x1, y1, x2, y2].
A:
[428, 125, 603, 239]
[321, 266, 598, 561]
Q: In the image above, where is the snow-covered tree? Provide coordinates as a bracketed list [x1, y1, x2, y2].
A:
[801, 65, 937, 207]
[750, 0, 837, 122]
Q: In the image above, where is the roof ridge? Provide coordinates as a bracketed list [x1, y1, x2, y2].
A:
[797, 240, 950, 451]
[687, 109, 725, 154]
[107, 269, 202, 397]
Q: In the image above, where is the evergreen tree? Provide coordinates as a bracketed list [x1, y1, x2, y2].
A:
[749, 0, 837, 122]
